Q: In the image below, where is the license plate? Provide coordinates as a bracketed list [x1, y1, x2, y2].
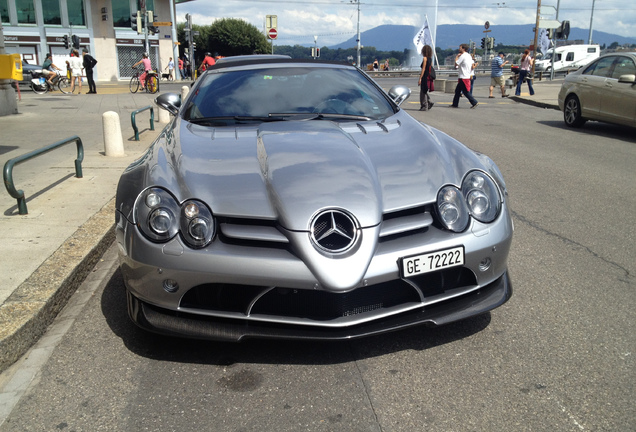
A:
[400, 246, 464, 277]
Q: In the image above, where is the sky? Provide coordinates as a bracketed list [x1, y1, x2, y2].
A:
[175, 0, 635, 47]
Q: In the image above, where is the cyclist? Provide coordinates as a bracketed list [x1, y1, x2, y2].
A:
[41, 53, 63, 86]
[198, 52, 215, 75]
[132, 52, 152, 88]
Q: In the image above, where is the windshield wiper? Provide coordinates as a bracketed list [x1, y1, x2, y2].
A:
[270, 112, 373, 122]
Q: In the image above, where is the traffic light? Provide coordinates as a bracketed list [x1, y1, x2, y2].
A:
[488, 37, 495, 50]
[316, 48, 320, 57]
[71, 35, 80, 49]
[556, 20, 570, 40]
[132, 11, 142, 34]
[63, 35, 69, 49]
[146, 11, 159, 35]
[469, 41, 475, 52]
[480, 38, 486, 49]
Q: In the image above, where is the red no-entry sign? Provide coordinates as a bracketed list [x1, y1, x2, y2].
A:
[268, 28, 278, 40]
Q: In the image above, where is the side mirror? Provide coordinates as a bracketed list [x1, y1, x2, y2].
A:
[618, 74, 636, 84]
[155, 93, 181, 115]
[388, 85, 411, 106]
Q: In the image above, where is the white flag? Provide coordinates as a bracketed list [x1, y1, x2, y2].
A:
[413, 16, 433, 54]
[539, 28, 551, 55]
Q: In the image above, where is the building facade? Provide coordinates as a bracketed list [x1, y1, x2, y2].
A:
[1, 0, 179, 81]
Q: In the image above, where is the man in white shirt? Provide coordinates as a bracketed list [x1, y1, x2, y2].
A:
[450, 44, 478, 108]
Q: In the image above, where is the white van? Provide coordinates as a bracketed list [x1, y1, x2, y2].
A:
[535, 44, 600, 72]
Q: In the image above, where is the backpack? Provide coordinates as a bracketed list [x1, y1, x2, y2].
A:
[428, 64, 436, 80]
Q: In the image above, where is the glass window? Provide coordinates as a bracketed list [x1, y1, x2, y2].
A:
[183, 66, 395, 124]
[113, 0, 131, 28]
[0, 0, 9, 23]
[16, 0, 36, 24]
[42, 0, 61, 25]
[67, 0, 85, 26]
[583, 57, 615, 77]
[611, 57, 636, 80]
[566, 52, 575, 62]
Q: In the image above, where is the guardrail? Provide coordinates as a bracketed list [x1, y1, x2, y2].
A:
[131, 105, 154, 141]
[3, 135, 84, 215]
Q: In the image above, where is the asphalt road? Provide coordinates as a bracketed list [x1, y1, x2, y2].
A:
[1, 83, 634, 431]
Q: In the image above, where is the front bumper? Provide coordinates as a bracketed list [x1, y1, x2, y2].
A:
[127, 271, 512, 341]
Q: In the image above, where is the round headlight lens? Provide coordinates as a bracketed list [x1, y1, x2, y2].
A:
[135, 187, 180, 242]
[181, 200, 215, 248]
[149, 209, 174, 235]
[437, 185, 469, 232]
[462, 171, 501, 223]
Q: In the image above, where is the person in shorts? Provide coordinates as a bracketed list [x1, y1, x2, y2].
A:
[41, 53, 63, 86]
[68, 49, 84, 94]
[489, 52, 509, 98]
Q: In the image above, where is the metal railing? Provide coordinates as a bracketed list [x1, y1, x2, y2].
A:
[131, 105, 155, 141]
[3, 135, 84, 215]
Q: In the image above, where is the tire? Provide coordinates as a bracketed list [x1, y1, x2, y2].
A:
[58, 77, 71, 94]
[563, 94, 586, 128]
[31, 81, 48, 95]
[146, 76, 158, 94]
[129, 76, 140, 93]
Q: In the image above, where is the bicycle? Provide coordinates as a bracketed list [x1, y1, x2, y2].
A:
[129, 67, 159, 94]
[30, 70, 73, 95]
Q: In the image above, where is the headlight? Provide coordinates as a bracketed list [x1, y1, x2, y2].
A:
[462, 171, 501, 223]
[134, 188, 215, 247]
[135, 188, 180, 242]
[437, 186, 470, 232]
[180, 200, 215, 248]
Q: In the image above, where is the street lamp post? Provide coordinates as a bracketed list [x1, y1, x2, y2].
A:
[351, 0, 361, 68]
[588, 0, 596, 44]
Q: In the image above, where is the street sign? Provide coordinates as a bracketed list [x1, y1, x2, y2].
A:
[268, 28, 278, 40]
[538, 19, 560, 29]
[485, 21, 490, 30]
[152, 21, 172, 26]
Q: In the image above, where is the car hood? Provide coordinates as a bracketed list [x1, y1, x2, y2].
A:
[133, 111, 480, 231]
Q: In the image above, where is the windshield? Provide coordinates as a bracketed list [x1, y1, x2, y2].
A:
[182, 66, 396, 125]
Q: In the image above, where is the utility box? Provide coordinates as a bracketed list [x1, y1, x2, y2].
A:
[0, 53, 23, 81]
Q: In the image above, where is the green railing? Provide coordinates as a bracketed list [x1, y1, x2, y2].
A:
[131, 105, 155, 141]
[3, 136, 84, 215]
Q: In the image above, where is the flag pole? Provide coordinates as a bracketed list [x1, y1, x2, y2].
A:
[426, 15, 440, 69]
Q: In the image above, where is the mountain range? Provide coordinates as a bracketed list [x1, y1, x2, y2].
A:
[327, 24, 636, 51]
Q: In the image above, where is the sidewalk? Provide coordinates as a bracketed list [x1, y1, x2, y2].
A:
[0, 82, 187, 372]
[0, 77, 563, 374]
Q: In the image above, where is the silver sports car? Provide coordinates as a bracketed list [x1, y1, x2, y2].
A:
[116, 56, 513, 341]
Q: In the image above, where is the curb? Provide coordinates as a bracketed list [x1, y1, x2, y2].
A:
[0, 198, 116, 373]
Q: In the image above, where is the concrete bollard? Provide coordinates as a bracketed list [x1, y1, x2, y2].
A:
[102, 111, 125, 157]
[181, 85, 189, 101]
[157, 104, 170, 123]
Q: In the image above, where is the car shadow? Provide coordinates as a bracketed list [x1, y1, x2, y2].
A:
[537, 120, 636, 142]
[101, 268, 492, 366]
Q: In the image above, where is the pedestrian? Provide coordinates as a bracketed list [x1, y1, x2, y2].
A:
[178, 57, 184, 79]
[165, 57, 174, 80]
[417, 45, 434, 111]
[515, 49, 535, 96]
[373, 59, 379, 71]
[68, 49, 83, 94]
[184, 57, 191, 79]
[384, 59, 390, 71]
[469, 53, 478, 95]
[82, 48, 97, 94]
[450, 43, 478, 109]
[489, 52, 509, 98]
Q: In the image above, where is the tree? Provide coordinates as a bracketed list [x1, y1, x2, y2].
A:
[208, 18, 270, 57]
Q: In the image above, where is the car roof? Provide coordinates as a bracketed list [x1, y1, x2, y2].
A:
[205, 56, 356, 71]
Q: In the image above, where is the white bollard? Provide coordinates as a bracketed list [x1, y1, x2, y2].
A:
[181, 85, 190, 101]
[157, 104, 170, 123]
[102, 111, 125, 157]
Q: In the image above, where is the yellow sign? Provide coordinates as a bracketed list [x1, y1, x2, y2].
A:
[152, 21, 172, 26]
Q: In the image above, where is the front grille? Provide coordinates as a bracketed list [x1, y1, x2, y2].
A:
[179, 267, 477, 323]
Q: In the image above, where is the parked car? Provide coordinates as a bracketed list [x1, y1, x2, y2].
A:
[558, 53, 636, 128]
[116, 56, 513, 341]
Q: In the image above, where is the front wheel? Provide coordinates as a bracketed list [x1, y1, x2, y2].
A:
[146, 76, 158, 94]
[129, 76, 140, 93]
[31, 81, 48, 95]
[58, 77, 71, 94]
[563, 94, 586, 128]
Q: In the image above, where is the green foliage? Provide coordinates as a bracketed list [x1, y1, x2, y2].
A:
[208, 18, 270, 57]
